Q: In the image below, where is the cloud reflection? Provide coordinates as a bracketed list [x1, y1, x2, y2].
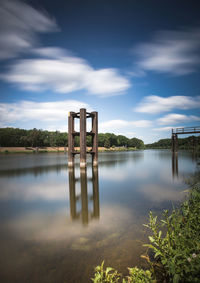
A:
[0, 177, 69, 201]
[3, 204, 133, 245]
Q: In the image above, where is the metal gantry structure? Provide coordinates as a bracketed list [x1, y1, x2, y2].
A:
[172, 126, 200, 152]
[68, 108, 98, 167]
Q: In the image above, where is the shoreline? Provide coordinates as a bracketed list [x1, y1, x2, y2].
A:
[0, 146, 138, 154]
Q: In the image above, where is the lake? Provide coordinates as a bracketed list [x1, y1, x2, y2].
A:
[0, 150, 199, 283]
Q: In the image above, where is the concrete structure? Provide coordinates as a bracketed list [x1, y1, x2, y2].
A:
[68, 108, 98, 167]
[172, 126, 200, 152]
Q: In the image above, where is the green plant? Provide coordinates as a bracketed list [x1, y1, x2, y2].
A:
[92, 261, 122, 283]
[144, 183, 200, 282]
[92, 261, 153, 283]
[127, 267, 153, 283]
[92, 182, 200, 283]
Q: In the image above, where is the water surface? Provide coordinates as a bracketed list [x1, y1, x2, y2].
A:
[0, 150, 198, 282]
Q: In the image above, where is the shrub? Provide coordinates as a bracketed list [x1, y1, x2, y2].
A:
[144, 183, 200, 282]
[92, 182, 200, 282]
[91, 261, 153, 283]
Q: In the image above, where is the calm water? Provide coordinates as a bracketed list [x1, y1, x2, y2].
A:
[0, 150, 199, 283]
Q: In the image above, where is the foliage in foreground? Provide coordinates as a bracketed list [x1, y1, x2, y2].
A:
[92, 182, 200, 282]
[92, 261, 153, 283]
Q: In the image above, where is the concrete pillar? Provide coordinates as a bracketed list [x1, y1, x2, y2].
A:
[92, 167, 99, 219]
[172, 152, 178, 178]
[68, 109, 98, 168]
[92, 111, 98, 166]
[68, 167, 77, 219]
[68, 112, 75, 167]
[172, 133, 178, 152]
[175, 134, 178, 152]
[80, 168, 88, 225]
[80, 108, 87, 168]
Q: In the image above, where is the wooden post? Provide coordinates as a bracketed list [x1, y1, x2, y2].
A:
[175, 134, 178, 152]
[92, 167, 100, 219]
[172, 133, 175, 152]
[172, 133, 178, 152]
[80, 108, 87, 168]
[172, 152, 175, 178]
[68, 167, 77, 219]
[172, 152, 178, 178]
[80, 168, 88, 225]
[68, 166, 100, 225]
[92, 111, 98, 166]
[192, 136, 196, 151]
[175, 152, 178, 177]
[68, 112, 75, 167]
[68, 108, 98, 167]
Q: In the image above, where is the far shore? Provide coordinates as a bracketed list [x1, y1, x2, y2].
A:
[0, 146, 138, 154]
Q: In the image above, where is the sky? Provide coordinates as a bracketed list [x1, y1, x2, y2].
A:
[0, 0, 200, 143]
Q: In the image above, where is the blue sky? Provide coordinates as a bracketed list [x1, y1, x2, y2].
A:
[0, 0, 200, 143]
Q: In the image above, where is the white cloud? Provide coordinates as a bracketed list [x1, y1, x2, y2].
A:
[0, 1, 130, 96]
[0, 0, 57, 59]
[153, 126, 176, 132]
[0, 178, 68, 201]
[32, 47, 70, 58]
[132, 120, 152, 127]
[5, 204, 132, 242]
[139, 184, 184, 202]
[135, 95, 200, 114]
[157, 113, 200, 125]
[99, 119, 152, 133]
[99, 120, 128, 130]
[2, 49, 130, 96]
[0, 100, 91, 125]
[84, 68, 129, 96]
[136, 28, 200, 75]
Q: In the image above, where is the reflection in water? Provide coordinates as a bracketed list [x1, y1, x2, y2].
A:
[0, 151, 199, 283]
[0, 164, 67, 177]
[172, 152, 179, 179]
[68, 166, 100, 226]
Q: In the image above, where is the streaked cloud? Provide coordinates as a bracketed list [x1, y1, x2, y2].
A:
[153, 126, 177, 132]
[99, 119, 152, 133]
[134, 95, 200, 114]
[32, 47, 69, 58]
[0, 0, 57, 60]
[5, 204, 132, 242]
[2, 48, 130, 97]
[139, 184, 184, 202]
[157, 113, 200, 125]
[0, 178, 68, 201]
[136, 27, 200, 75]
[0, 100, 91, 125]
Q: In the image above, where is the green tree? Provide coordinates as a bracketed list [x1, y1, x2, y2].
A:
[98, 133, 106, 147]
[128, 137, 144, 149]
[117, 135, 128, 147]
[0, 127, 148, 149]
[104, 138, 110, 148]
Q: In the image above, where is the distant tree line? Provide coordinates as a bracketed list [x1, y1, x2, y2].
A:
[0, 128, 68, 147]
[0, 128, 145, 149]
[145, 136, 200, 150]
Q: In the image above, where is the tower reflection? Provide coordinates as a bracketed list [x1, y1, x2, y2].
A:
[172, 152, 179, 179]
[68, 166, 100, 226]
